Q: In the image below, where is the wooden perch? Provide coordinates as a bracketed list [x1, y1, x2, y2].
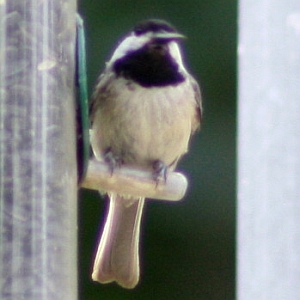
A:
[81, 159, 188, 201]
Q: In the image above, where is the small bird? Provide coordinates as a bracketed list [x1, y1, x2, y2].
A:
[90, 19, 202, 289]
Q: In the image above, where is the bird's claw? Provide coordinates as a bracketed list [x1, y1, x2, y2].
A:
[152, 160, 168, 185]
[104, 149, 123, 175]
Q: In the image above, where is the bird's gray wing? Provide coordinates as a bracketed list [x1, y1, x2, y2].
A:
[89, 70, 115, 124]
[189, 74, 203, 132]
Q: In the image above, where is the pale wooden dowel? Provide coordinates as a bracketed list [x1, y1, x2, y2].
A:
[81, 159, 188, 201]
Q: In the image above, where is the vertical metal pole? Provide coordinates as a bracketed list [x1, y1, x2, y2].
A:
[238, 1, 300, 299]
[0, 1, 77, 299]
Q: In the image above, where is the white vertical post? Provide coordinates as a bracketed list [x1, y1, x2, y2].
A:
[0, 1, 77, 299]
[238, 1, 300, 299]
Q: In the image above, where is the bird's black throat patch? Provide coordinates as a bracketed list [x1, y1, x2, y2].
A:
[113, 44, 185, 87]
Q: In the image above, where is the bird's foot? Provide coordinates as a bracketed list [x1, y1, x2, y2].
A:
[152, 160, 168, 185]
[104, 148, 123, 175]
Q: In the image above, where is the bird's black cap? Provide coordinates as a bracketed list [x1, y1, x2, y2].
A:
[133, 19, 178, 36]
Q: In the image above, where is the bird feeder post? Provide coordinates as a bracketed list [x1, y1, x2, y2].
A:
[238, 0, 300, 299]
[0, 1, 78, 299]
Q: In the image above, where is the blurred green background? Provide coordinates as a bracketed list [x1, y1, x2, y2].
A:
[78, 0, 236, 299]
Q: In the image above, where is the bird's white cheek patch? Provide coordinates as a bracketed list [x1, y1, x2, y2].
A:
[108, 34, 150, 66]
[168, 42, 186, 72]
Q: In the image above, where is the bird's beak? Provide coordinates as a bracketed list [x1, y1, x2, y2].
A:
[152, 32, 186, 41]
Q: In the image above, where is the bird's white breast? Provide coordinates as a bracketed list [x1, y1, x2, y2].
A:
[91, 77, 197, 170]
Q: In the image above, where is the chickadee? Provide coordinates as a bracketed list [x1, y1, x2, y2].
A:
[90, 19, 202, 289]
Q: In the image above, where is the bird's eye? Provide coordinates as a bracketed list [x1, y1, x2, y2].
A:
[134, 29, 143, 35]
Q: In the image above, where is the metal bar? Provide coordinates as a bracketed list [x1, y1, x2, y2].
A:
[0, 1, 77, 299]
[238, 1, 300, 299]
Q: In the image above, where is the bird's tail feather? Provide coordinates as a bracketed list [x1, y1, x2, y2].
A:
[92, 193, 145, 289]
